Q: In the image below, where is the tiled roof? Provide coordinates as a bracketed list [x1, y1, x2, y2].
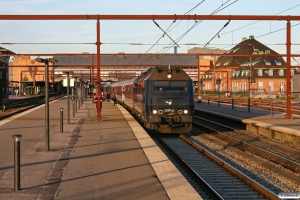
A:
[215, 37, 286, 68]
[0, 46, 15, 55]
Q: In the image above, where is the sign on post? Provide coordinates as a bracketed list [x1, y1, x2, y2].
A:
[216, 78, 222, 85]
[63, 78, 75, 87]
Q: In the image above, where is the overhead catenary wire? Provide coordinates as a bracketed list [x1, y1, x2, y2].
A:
[159, 0, 238, 53]
[220, 3, 300, 37]
[143, 0, 205, 55]
[216, 22, 300, 52]
[137, 0, 205, 65]
[203, 20, 230, 48]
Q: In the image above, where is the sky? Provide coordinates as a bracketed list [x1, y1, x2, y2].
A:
[0, 0, 299, 65]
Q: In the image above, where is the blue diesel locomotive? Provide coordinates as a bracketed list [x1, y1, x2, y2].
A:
[106, 65, 195, 133]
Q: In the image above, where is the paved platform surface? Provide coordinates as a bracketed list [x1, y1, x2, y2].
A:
[195, 100, 300, 137]
[0, 97, 201, 200]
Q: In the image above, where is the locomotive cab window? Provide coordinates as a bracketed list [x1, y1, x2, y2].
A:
[153, 81, 187, 91]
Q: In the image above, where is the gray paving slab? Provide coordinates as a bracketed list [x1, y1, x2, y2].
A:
[54, 101, 170, 200]
[0, 97, 83, 200]
[1, 98, 202, 200]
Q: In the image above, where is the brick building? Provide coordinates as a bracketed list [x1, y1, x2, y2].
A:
[201, 36, 297, 98]
[10, 55, 54, 95]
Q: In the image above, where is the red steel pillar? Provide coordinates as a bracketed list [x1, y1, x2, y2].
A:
[96, 19, 102, 121]
[285, 20, 292, 119]
[92, 55, 95, 103]
[197, 55, 201, 102]
[20, 72, 22, 96]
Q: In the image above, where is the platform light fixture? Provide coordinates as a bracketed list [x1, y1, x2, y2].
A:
[34, 57, 57, 151]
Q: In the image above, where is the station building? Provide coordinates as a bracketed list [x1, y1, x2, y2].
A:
[201, 35, 298, 98]
[10, 55, 54, 95]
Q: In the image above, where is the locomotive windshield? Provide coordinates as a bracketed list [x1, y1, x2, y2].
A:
[153, 81, 187, 91]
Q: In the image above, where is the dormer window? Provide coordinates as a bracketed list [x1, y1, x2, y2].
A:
[236, 71, 240, 77]
[224, 60, 230, 66]
[245, 70, 250, 76]
[268, 69, 273, 76]
[241, 70, 245, 76]
[232, 71, 236, 77]
[264, 59, 271, 65]
[275, 60, 282, 65]
[265, 50, 271, 54]
[257, 69, 263, 76]
[233, 47, 240, 53]
[278, 69, 284, 76]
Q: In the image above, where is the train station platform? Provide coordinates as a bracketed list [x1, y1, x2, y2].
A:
[0, 97, 201, 200]
[195, 100, 300, 147]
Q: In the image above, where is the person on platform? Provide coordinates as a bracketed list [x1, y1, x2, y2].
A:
[113, 93, 117, 106]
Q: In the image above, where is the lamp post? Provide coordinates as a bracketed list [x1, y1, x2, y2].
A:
[65, 72, 71, 123]
[75, 77, 78, 113]
[35, 57, 57, 151]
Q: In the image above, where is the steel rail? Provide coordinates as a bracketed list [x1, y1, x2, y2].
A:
[179, 134, 280, 200]
[193, 116, 300, 172]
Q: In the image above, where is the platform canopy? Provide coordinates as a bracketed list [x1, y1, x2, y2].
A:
[53, 54, 199, 67]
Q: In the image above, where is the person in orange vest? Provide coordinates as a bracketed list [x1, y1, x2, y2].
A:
[94, 95, 102, 110]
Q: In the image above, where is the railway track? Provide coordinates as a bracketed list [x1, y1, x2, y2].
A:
[190, 117, 300, 195]
[193, 116, 300, 173]
[0, 94, 64, 120]
[154, 134, 279, 199]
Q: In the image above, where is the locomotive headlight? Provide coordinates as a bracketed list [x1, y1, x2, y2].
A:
[167, 74, 172, 79]
[184, 110, 188, 114]
[153, 110, 157, 114]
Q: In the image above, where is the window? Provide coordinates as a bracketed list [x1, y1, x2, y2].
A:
[278, 69, 284, 76]
[291, 69, 294, 76]
[233, 47, 240, 53]
[232, 71, 236, 77]
[241, 70, 245, 76]
[258, 82, 263, 91]
[257, 69, 263, 76]
[269, 82, 274, 91]
[279, 82, 284, 93]
[264, 59, 271, 65]
[275, 60, 282, 65]
[268, 69, 273, 76]
[245, 70, 250, 76]
[153, 81, 187, 92]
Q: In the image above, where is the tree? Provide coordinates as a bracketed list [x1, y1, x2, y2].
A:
[23, 75, 29, 82]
